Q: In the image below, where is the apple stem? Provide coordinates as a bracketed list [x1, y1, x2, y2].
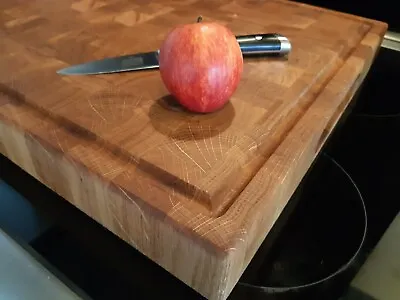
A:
[197, 16, 203, 23]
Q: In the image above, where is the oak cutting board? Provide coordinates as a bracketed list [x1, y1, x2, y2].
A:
[0, 0, 387, 299]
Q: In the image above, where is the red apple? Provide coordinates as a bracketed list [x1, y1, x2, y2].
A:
[158, 21, 243, 113]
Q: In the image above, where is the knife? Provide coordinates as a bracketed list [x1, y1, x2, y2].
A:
[56, 33, 291, 76]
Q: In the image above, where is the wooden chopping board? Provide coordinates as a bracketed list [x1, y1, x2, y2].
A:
[0, 0, 387, 299]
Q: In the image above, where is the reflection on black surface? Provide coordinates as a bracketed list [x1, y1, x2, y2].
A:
[255, 155, 365, 286]
[230, 154, 367, 300]
[325, 47, 400, 252]
[30, 227, 202, 300]
[352, 47, 400, 117]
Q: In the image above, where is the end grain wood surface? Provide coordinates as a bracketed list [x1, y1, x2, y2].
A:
[0, 0, 387, 299]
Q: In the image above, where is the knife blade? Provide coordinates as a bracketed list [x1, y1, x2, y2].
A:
[56, 33, 291, 76]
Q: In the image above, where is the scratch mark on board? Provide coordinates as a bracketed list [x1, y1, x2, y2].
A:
[248, 141, 258, 152]
[200, 218, 234, 237]
[192, 217, 214, 232]
[26, 132, 55, 163]
[173, 139, 206, 173]
[165, 143, 185, 162]
[52, 129, 65, 152]
[118, 186, 149, 241]
[209, 125, 218, 161]
[107, 200, 138, 248]
[169, 201, 182, 216]
[200, 124, 211, 157]
[88, 98, 107, 122]
[186, 214, 207, 228]
[122, 97, 126, 117]
[184, 160, 190, 185]
[218, 131, 223, 157]
[102, 166, 124, 178]
[168, 193, 176, 206]
[158, 146, 167, 169]
[189, 124, 212, 168]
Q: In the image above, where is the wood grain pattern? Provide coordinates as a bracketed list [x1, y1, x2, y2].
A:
[0, 0, 387, 299]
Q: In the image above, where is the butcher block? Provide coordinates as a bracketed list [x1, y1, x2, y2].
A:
[0, 0, 387, 299]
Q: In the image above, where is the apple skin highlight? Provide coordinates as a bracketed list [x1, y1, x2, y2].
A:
[158, 22, 244, 113]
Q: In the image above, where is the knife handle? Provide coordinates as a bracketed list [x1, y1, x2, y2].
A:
[236, 33, 291, 56]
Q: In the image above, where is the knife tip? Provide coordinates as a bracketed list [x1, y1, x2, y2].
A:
[56, 68, 95, 76]
[56, 65, 80, 75]
[56, 69, 80, 76]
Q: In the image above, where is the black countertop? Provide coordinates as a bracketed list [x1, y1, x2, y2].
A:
[292, 0, 400, 32]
